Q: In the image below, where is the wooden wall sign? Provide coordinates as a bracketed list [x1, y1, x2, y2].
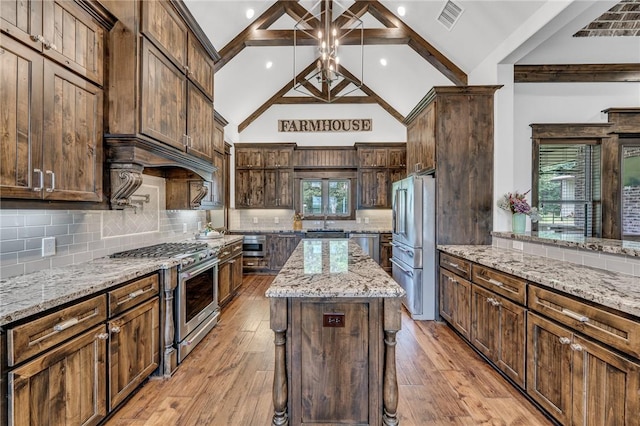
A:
[278, 119, 372, 132]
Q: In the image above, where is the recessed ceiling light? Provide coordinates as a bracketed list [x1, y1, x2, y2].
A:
[397, 6, 406, 17]
[246, 8, 255, 19]
[266, 61, 273, 69]
[380, 58, 387, 66]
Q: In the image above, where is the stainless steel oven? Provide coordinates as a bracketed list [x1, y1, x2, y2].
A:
[176, 257, 219, 362]
[242, 235, 266, 257]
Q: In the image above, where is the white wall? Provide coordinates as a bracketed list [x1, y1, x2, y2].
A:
[493, 82, 640, 232]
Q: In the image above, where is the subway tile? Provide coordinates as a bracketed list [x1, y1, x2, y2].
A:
[0, 215, 25, 227]
[523, 242, 546, 257]
[45, 225, 69, 236]
[55, 246, 69, 256]
[68, 243, 88, 254]
[18, 249, 42, 263]
[24, 259, 51, 275]
[563, 250, 584, 265]
[0, 240, 25, 253]
[0, 263, 24, 279]
[605, 257, 634, 276]
[546, 247, 565, 261]
[0, 253, 17, 267]
[0, 210, 18, 216]
[634, 263, 640, 277]
[25, 238, 42, 250]
[73, 251, 93, 264]
[25, 215, 52, 226]
[103, 237, 123, 249]
[92, 249, 109, 259]
[582, 253, 607, 270]
[18, 226, 45, 239]
[56, 234, 74, 246]
[73, 233, 92, 244]
[0, 228, 18, 240]
[51, 214, 74, 225]
[69, 223, 88, 234]
[51, 254, 75, 268]
[88, 240, 105, 251]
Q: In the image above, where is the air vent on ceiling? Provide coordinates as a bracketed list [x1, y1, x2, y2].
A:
[437, 0, 464, 31]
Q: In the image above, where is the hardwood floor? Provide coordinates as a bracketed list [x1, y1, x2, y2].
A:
[106, 275, 553, 426]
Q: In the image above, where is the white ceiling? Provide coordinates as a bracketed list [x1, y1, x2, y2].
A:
[183, 0, 640, 133]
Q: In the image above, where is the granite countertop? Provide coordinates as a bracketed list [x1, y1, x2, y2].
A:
[0, 236, 245, 327]
[438, 245, 640, 318]
[492, 231, 640, 257]
[266, 239, 405, 298]
[229, 229, 392, 234]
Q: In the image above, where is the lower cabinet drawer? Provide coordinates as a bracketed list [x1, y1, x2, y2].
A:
[528, 285, 640, 359]
[7, 295, 107, 366]
[472, 264, 526, 305]
[108, 274, 159, 317]
[243, 257, 269, 270]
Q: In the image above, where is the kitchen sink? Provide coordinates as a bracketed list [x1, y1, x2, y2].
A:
[305, 229, 346, 238]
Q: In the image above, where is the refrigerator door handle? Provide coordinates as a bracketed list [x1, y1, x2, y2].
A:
[392, 190, 398, 234]
[390, 258, 413, 277]
[396, 189, 407, 236]
[389, 242, 414, 257]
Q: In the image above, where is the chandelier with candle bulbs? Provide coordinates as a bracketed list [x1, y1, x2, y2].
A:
[293, 0, 364, 103]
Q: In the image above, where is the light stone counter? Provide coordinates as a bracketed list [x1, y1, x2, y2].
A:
[0, 257, 176, 326]
[438, 245, 640, 318]
[265, 239, 404, 298]
[0, 235, 245, 326]
[492, 231, 640, 257]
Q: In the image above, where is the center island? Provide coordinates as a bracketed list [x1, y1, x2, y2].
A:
[265, 239, 406, 426]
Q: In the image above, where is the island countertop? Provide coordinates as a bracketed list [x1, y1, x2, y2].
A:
[266, 239, 405, 298]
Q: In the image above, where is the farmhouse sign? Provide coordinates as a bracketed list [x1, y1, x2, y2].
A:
[278, 119, 372, 133]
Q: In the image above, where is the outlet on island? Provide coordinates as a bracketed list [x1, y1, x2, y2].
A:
[253, 217, 258, 224]
[274, 217, 279, 224]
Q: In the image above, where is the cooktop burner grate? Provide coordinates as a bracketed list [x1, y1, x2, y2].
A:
[110, 242, 210, 258]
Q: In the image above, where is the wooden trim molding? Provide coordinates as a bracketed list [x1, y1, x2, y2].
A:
[514, 64, 640, 83]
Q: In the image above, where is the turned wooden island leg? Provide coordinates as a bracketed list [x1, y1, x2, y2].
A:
[271, 298, 288, 426]
[383, 298, 401, 426]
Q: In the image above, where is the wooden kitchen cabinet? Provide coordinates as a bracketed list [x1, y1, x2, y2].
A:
[235, 169, 265, 208]
[218, 260, 232, 307]
[379, 233, 392, 275]
[358, 147, 388, 168]
[235, 147, 264, 168]
[264, 169, 293, 208]
[230, 254, 243, 294]
[218, 241, 243, 306]
[8, 325, 108, 426]
[2, 0, 105, 86]
[1, 25, 104, 202]
[471, 284, 526, 388]
[527, 312, 640, 425]
[208, 151, 225, 208]
[268, 234, 301, 271]
[358, 169, 389, 209]
[264, 146, 294, 168]
[186, 82, 215, 162]
[439, 268, 471, 340]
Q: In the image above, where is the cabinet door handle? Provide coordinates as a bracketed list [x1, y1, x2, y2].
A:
[110, 326, 121, 334]
[129, 289, 145, 299]
[246, 262, 255, 266]
[570, 343, 583, 352]
[558, 337, 571, 345]
[33, 169, 44, 192]
[487, 278, 504, 287]
[45, 170, 55, 192]
[53, 317, 79, 332]
[561, 308, 589, 323]
[96, 333, 109, 340]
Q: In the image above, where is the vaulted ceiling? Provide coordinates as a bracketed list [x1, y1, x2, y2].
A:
[183, 0, 640, 136]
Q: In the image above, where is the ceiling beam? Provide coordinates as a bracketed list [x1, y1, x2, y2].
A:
[514, 64, 640, 83]
[239, 60, 405, 132]
[333, 1, 370, 29]
[243, 28, 410, 46]
[215, 1, 287, 72]
[366, 1, 467, 86]
[284, 1, 320, 29]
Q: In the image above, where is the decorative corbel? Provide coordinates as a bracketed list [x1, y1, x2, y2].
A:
[189, 181, 208, 209]
[110, 164, 144, 209]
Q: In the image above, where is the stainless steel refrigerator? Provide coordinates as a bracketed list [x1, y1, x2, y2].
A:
[391, 174, 436, 320]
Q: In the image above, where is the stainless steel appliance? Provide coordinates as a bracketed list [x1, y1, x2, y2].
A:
[242, 235, 266, 257]
[348, 233, 380, 263]
[111, 242, 220, 363]
[391, 175, 436, 320]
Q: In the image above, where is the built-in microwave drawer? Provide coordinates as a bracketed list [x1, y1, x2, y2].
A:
[528, 285, 640, 359]
[472, 265, 526, 305]
[7, 295, 107, 366]
[439, 253, 471, 280]
[108, 274, 159, 317]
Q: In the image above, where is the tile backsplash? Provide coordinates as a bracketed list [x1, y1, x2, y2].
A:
[0, 175, 205, 280]
[229, 209, 392, 232]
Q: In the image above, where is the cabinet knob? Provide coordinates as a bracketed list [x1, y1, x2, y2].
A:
[30, 34, 45, 43]
[558, 337, 571, 345]
[97, 333, 109, 340]
[570, 343, 583, 352]
[110, 326, 121, 334]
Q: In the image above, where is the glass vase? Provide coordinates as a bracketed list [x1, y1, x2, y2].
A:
[512, 213, 526, 234]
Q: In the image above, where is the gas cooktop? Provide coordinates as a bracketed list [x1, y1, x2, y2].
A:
[110, 242, 211, 258]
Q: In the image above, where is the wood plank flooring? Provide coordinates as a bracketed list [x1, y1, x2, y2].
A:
[106, 275, 553, 426]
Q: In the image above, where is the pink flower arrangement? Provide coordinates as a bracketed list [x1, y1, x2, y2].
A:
[497, 190, 539, 221]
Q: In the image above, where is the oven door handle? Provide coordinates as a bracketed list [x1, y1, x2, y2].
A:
[180, 258, 219, 280]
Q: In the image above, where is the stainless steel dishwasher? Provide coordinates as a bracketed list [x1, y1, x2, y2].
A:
[348, 233, 380, 263]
